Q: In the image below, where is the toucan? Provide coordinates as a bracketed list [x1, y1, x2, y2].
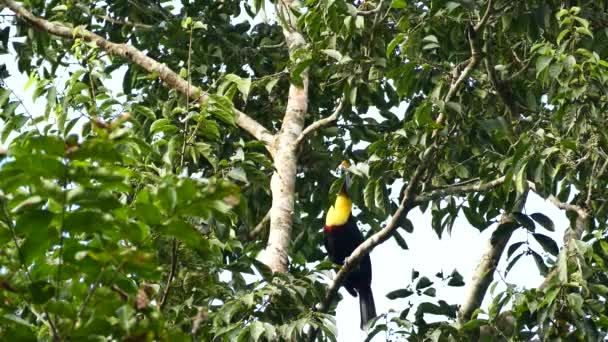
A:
[324, 160, 376, 329]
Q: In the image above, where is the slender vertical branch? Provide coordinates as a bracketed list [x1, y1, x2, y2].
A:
[159, 239, 179, 310]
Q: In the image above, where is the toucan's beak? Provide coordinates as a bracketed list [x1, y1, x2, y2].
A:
[338, 160, 351, 194]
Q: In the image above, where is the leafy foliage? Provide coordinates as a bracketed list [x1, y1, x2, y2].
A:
[0, 0, 608, 341]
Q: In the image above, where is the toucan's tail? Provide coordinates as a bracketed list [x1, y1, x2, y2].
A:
[358, 285, 376, 330]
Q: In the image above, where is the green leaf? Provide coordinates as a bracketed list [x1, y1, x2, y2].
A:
[462, 206, 487, 231]
[363, 324, 387, 342]
[532, 233, 559, 256]
[447, 269, 464, 287]
[225, 74, 252, 99]
[422, 287, 436, 297]
[149, 118, 176, 134]
[392, 230, 408, 249]
[515, 162, 528, 195]
[363, 179, 375, 211]
[589, 283, 608, 296]
[29, 281, 56, 304]
[21, 226, 57, 264]
[505, 252, 523, 275]
[64, 210, 108, 233]
[157, 183, 178, 214]
[208, 94, 236, 126]
[512, 212, 535, 231]
[227, 167, 248, 184]
[416, 276, 432, 290]
[398, 215, 414, 233]
[567, 293, 584, 316]
[460, 319, 488, 331]
[414, 102, 432, 127]
[386, 288, 414, 299]
[14, 209, 53, 235]
[536, 55, 553, 77]
[374, 179, 385, 214]
[133, 104, 156, 120]
[387, 33, 405, 57]
[531, 250, 548, 276]
[249, 321, 265, 342]
[391, 0, 406, 8]
[161, 218, 209, 254]
[321, 49, 343, 61]
[530, 212, 554, 231]
[491, 222, 519, 243]
[265, 77, 279, 94]
[507, 241, 525, 258]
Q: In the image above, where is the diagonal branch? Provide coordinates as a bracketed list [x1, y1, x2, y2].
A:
[474, 0, 494, 33]
[458, 202, 525, 324]
[2, 0, 275, 148]
[413, 176, 506, 205]
[295, 100, 344, 147]
[527, 181, 587, 218]
[248, 210, 271, 240]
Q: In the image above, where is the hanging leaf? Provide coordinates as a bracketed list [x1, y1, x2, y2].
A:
[533, 233, 559, 256]
[530, 212, 555, 231]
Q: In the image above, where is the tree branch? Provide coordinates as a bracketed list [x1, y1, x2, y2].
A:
[526, 181, 587, 218]
[413, 176, 506, 205]
[94, 14, 154, 30]
[474, 0, 494, 33]
[357, 1, 383, 17]
[458, 207, 523, 323]
[2, 0, 275, 148]
[295, 100, 344, 147]
[159, 239, 178, 310]
[248, 210, 271, 240]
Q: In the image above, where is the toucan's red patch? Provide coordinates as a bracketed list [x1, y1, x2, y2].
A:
[324, 225, 343, 231]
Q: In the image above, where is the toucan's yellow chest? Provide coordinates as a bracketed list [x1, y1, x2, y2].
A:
[325, 193, 352, 228]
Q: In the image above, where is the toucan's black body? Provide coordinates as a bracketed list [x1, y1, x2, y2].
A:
[324, 167, 376, 329]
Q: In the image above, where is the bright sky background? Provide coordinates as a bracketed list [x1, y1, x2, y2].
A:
[0, 3, 572, 341]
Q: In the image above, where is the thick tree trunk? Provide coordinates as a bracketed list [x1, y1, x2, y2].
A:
[262, 0, 309, 273]
[264, 82, 308, 272]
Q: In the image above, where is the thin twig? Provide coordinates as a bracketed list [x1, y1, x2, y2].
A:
[94, 14, 154, 30]
[295, 100, 344, 147]
[248, 210, 271, 240]
[413, 176, 506, 205]
[474, 0, 494, 33]
[159, 239, 179, 310]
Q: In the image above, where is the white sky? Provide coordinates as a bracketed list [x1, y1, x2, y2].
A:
[0, 3, 571, 341]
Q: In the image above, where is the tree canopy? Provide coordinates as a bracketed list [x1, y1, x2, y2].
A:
[0, 0, 607, 341]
